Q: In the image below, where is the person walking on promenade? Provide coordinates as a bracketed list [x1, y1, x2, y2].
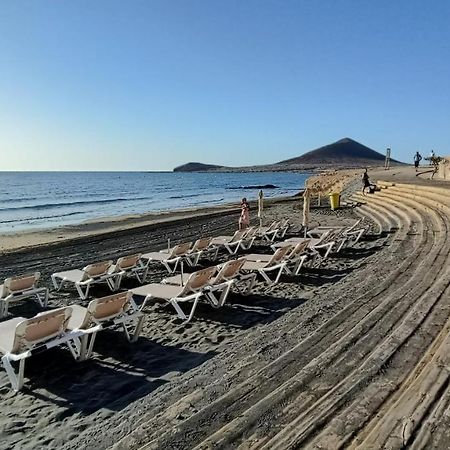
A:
[414, 151, 422, 171]
[362, 168, 371, 195]
[239, 197, 250, 230]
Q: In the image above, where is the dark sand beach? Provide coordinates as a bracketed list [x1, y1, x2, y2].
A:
[0, 193, 375, 449]
[2, 166, 450, 449]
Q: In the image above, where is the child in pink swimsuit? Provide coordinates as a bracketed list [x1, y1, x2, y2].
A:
[239, 197, 250, 230]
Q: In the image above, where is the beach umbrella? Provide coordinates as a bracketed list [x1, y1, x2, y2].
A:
[302, 188, 310, 237]
[258, 190, 264, 227]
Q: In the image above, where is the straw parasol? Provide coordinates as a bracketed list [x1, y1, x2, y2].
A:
[258, 190, 264, 227]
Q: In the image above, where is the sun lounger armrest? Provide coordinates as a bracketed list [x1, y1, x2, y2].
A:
[262, 262, 286, 272]
[171, 292, 203, 303]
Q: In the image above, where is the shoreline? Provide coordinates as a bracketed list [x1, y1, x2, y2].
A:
[0, 195, 299, 254]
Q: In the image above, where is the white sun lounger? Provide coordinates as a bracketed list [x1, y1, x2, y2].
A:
[272, 229, 336, 260]
[108, 253, 147, 288]
[184, 237, 218, 266]
[256, 221, 281, 242]
[130, 266, 217, 322]
[140, 242, 192, 274]
[66, 291, 145, 361]
[308, 219, 367, 251]
[278, 218, 290, 238]
[204, 258, 256, 305]
[245, 240, 310, 276]
[259, 219, 290, 242]
[163, 258, 256, 308]
[211, 230, 247, 255]
[51, 260, 120, 300]
[239, 227, 258, 250]
[0, 307, 83, 391]
[313, 218, 363, 233]
[0, 272, 49, 319]
[241, 245, 293, 284]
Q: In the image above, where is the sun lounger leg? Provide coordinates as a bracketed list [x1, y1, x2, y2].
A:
[2, 355, 26, 392]
[350, 228, 365, 243]
[106, 275, 121, 292]
[137, 262, 150, 282]
[294, 256, 307, 275]
[274, 266, 285, 284]
[323, 242, 334, 259]
[163, 259, 179, 274]
[66, 337, 82, 360]
[121, 315, 145, 342]
[205, 283, 232, 308]
[218, 282, 233, 307]
[169, 299, 188, 320]
[39, 288, 49, 308]
[2, 299, 11, 318]
[170, 294, 202, 322]
[205, 291, 220, 307]
[76, 333, 97, 361]
[75, 283, 90, 300]
[135, 270, 143, 284]
[51, 275, 64, 291]
[77, 334, 91, 361]
[130, 316, 145, 342]
[138, 266, 150, 283]
[259, 270, 274, 284]
[186, 296, 202, 322]
[336, 238, 347, 253]
[193, 252, 201, 266]
[244, 273, 257, 294]
[225, 242, 240, 255]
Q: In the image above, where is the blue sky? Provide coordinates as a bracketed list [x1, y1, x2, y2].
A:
[1, 0, 449, 170]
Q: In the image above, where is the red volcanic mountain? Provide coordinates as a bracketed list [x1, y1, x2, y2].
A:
[277, 137, 399, 166]
[173, 138, 402, 172]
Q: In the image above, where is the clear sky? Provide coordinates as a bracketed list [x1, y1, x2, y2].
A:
[1, 0, 449, 170]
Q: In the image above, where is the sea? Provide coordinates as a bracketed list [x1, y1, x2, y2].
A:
[0, 171, 310, 234]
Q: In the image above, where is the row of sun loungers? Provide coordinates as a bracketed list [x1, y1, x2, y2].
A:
[0, 291, 144, 391]
[0, 218, 366, 390]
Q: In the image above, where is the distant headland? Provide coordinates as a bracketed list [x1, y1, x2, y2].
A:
[173, 137, 404, 172]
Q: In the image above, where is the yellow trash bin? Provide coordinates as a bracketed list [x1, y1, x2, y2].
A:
[329, 192, 340, 210]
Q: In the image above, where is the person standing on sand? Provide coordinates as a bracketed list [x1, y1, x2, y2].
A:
[362, 169, 371, 195]
[414, 151, 422, 171]
[239, 197, 250, 230]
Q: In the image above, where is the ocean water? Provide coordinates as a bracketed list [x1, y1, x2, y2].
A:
[0, 171, 310, 233]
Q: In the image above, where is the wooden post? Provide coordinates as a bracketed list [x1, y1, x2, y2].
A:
[258, 190, 264, 228]
[302, 188, 310, 237]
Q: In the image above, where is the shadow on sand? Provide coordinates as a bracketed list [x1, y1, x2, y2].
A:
[15, 336, 215, 415]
